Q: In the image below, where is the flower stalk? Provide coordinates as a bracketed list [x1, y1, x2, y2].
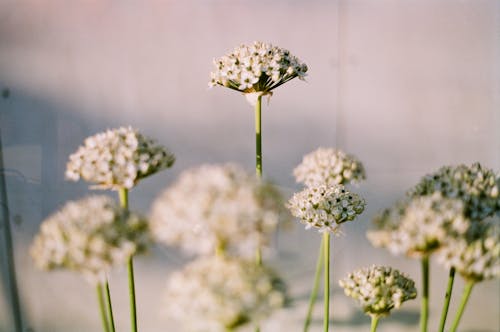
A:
[420, 255, 429, 332]
[97, 283, 111, 332]
[438, 267, 455, 332]
[323, 232, 330, 332]
[370, 315, 380, 332]
[303, 238, 324, 332]
[449, 281, 474, 332]
[105, 281, 116, 332]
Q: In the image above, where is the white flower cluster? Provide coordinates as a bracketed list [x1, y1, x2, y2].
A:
[164, 256, 287, 332]
[437, 219, 500, 282]
[293, 147, 366, 187]
[66, 127, 175, 190]
[339, 265, 417, 317]
[209, 41, 307, 95]
[30, 196, 149, 283]
[150, 164, 288, 258]
[409, 163, 500, 221]
[367, 193, 469, 258]
[286, 185, 365, 233]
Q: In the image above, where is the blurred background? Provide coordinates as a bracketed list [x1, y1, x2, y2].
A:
[0, 0, 498, 331]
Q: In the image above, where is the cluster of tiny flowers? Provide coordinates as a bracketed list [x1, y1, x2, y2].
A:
[293, 147, 366, 187]
[437, 218, 500, 282]
[163, 256, 287, 332]
[150, 164, 288, 258]
[286, 184, 365, 233]
[408, 163, 500, 220]
[30, 196, 149, 283]
[339, 265, 417, 317]
[66, 127, 175, 190]
[367, 193, 469, 258]
[209, 41, 307, 94]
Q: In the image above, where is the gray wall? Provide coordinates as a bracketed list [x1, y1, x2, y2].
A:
[0, 1, 498, 331]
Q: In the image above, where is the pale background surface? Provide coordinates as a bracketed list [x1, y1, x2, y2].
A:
[0, 0, 499, 331]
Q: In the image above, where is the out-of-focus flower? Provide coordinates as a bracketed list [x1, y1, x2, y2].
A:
[66, 127, 175, 190]
[437, 217, 500, 282]
[367, 193, 469, 258]
[408, 163, 500, 221]
[164, 256, 287, 332]
[293, 147, 366, 187]
[339, 265, 417, 317]
[30, 196, 150, 283]
[209, 41, 307, 103]
[286, 184, 365, 234]
[150, 163, 288, 258]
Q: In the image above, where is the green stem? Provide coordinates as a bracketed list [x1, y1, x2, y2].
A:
[438, 267, 455, 332]
[420, 255, 430, 332]
[303, 236, 324, 332]
[370, 315, 380, 332]
[449, 281, 474, 332]
[97, 283, 111, 332]
[105, 280, 116, 332]
[323, 232, 331, 332]
[255, 95, 262, 179]
[118, 188, 138, 332]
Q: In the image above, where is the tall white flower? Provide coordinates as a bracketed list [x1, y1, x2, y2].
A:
[287, 184, 365, 234]
[163, 256, 287, 332]
[66, 126, 175, 190]
[150, 163, 288, 258]
[209, 41, 307, 103]
[30, 195, 150, 283]
[339, 265, 417, 317]
[293, 147, 366, 187]
[367, 193, 469, 258]
[437, 218, 500, 282]
[408, 163, 500, 221]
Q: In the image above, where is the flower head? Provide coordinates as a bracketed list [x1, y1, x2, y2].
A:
[209, 41, 307, 98]
[30, 195, 150, 283]
[408, 163, 500, 221]
[293, 147, 366, 187]
[150, 163, 288, 258]
[437, 218, 500, 282]
[367, 193, 469, 258]
[66, 126, 175, 190]
[164, 256, 287, 332]
[339, 265, 417, 317]
[287, 184, 365, 234]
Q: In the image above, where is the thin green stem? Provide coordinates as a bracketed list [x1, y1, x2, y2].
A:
[105, 281, 116, 332]
[323, 232, 331, 332]
[255, 94, 262, 179]
[438, 267, 455, 332]
[370, 315, 380, 332]
[97, 283, 111, 332]
[449, 281, 474, 332]
[118, 188, 138, 332]
[303, 237, 324, 332]
[420, 255, 430, 332]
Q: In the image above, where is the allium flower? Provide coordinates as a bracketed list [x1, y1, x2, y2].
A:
[164, 256, 287, 332]
[30, 196, 149, 283]
[66, 127, 175, 190]
[437, 218, 500, 282]
[367, 193, 469, 258]
[293, 147, 366, 187]
[209, 41, 307, 103]
[408, 163, 500, 221]
[339, 265, 417, 317]
[286, 184, 365, 233]
[150, 164, 288, 257]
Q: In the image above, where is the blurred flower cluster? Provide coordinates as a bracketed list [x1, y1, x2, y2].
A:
[66, 126, 175, 190]
[209, 41, 307, 96]
[293, 147, 366, 188]
[164, 256, 287, 332]
[339, 265, 417, 317]
[31, 196, 149, 283]
[151, 163, 288, 258]
[287, 184, 365, 234]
